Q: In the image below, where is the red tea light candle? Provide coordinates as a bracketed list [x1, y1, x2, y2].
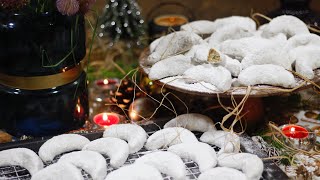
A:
[280, 124, 316, 151]
[95, 79, 118, 91]
[282, 125, 309, 139]
[96, 79, 117, 86]
[93, 113, 120, 127]
[154, 14, 188, 27]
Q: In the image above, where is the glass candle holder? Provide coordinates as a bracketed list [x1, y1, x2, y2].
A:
[93, 112, 120, 128]
[89, 78, 121, 119]
[149, 14, 188, 38]
[279, 124, 316, 151]
[146, 2, 194, 40]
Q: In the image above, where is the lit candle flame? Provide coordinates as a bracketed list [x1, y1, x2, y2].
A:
[169, 17, 175, 23]
[102, 113, 111, 129]
[154, 15, 188, 27]
[93, 112, 120, 129]
[62, 67, 68, 72]
[76, 104, 81, 113]
[103, 79, 109, 85]
[102, 113, 108, 121]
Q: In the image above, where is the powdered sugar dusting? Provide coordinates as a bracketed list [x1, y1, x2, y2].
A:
[240, 135, 267, 158]
[141, 64, 320, 97]
[160, 76, 219, 93]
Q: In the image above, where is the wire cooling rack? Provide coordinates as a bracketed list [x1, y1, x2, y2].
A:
[0, 118, 289, 180]
[0, 130, 219, 180]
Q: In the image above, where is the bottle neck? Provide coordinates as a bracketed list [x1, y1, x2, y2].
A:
[280, 0, 311, 9]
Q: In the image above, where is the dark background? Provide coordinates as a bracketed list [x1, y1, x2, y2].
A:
[94, 0, 320, 21]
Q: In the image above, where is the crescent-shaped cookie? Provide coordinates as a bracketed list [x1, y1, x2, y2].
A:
[223, 56, 242, 77]
[220, 34, 287, 61]
[180, 20, 217, 35]
[164, 113, 216, 132]
[135, 151, 186, 180]
[150, 36, 164, 53]
[198, 167, 247, 180]
[200, 130, 240, 155]
[105, 164, 163, 180]
[261, 15, 309, 38]
[185, 43, 226, 65]
[31, 162, 83, 180]
[168, 142, 217, 172]
[218, 153, 264, 180]
[208, 25, 254, 48]
[103, 124, 147, 153]
[289, 45, 320, 79]
[184, 43, 208, 59]
[284, 33, 320, 52]
[0, 148, 43, 175]
[183, 64, 232, 92]
[241, 45, 292, 70]
[190, 43, 212, 64]
[149, 55, 192, 80]
[147, 31, 203, 65]
[145, 127, 198, 150]
[82, 137, 129, 168]
[58, 151, 107, 180]
[210, 16, 256, 34]
[238, 64, 296, 88]
[38, 134, 90, 162]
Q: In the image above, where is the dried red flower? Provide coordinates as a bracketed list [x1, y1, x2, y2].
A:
[56, 0, 80, 16]
[78, 0, 96, 14]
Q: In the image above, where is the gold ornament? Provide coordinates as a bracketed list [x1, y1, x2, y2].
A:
[128, 97, 157, 121]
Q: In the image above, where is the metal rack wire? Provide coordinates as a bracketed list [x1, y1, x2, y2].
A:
[0, 130, 215, 180]
[98, 147, 204, 180]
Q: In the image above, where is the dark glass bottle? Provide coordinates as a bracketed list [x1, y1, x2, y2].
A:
[268, 0, 320, 30]
[0, 72, 88, 137]
[0, 12, 86, 76]
[0, 12, 88, 137]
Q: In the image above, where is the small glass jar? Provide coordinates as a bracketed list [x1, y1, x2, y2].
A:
[279, 124, 316, 151]
[89, 78, 123, 122]
[146, 2, 194, 40]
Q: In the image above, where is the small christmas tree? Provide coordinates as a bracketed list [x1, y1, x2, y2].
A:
[99, 0, 146, 43]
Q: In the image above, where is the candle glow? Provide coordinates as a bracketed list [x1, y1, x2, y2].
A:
[93, 113, 120, 127]
[76, 104, 81, 113]
[74, 98, 85, 119]
[102, 113, 109, 122]
[282, 125, 309, 139]
[129, 110, 138, 120]
[154, 14, 188, 27]
[96, 79, 117, 86]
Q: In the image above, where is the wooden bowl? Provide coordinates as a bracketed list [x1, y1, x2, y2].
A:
[139, 48, 320, 98]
